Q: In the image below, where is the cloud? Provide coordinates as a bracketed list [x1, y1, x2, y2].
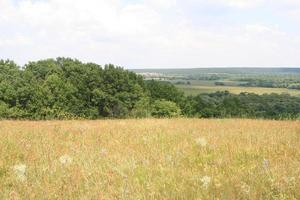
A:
[147, 0, 177, 9]
[189, 0, 300, 9]
[0, 0, 300, 67]
[215, 0, 264, 8]
[186, 0, 264, 9]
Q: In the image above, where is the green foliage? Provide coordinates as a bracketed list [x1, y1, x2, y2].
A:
[215, 81, 225, 86]
[0, 101, 8, 118]
[0, 58, 299, 119]
[288, 83, 300, 90]
[187, 91, 300, 119]
[145, 80, 184, 104]
[151, 100, 181, 118]
[130, 97, 152, 118]
[0, 58, 146, 119]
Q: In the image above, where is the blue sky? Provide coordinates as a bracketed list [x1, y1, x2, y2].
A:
[1, 0, 300, 68]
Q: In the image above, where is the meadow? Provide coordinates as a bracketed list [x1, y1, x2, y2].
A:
[0, 119, 299, 199]
[135, 68, 300, 97]
[176, 84, 300, 96]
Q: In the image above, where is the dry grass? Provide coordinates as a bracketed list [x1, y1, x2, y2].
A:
[0, 119, 299, 199]
[177, 85, 300, 96]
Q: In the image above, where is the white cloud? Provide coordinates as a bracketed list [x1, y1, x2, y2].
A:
[217, 0, 264, 8]
[0, 35, 31, 46]
[187, 0, 264, 9]
[192, 0, 300, 9]
[147, 0, 177, 9]
[0, 0, 300, 67]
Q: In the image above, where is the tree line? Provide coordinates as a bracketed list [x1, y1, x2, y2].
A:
[238, 78, 300, 89]
[1, 58, 299, 120]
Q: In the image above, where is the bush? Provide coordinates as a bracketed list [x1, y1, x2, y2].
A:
[130, 97, 152, 118]
[0, 101, 9, 118]
[151, 100, 181, 118]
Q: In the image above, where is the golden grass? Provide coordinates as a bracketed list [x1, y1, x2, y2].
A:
[0, 119, 299, 199]
[177, 85, 300, 96]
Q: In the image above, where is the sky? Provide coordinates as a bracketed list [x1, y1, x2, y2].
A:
[1, 0, 300, 68]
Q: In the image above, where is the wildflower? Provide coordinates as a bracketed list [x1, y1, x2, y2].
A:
[240, 182, 250, 194]
[59, 155, 72, 165]
[142, 159, 150, 166]
[196, 137, 207, 147]
[76, 124, 90, 132]
[12, 164, 27, 182]
[263, 159, 269, 170]
[200, 176, 211, 188]
[100, 148, 108, 156]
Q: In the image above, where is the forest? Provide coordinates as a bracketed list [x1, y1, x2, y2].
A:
[1, 58, 299, 120]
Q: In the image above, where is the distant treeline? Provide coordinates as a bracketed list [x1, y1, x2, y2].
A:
[238, 78, 300, 89]
[1, 58, 300, 120]
[134, 68, 300, 89]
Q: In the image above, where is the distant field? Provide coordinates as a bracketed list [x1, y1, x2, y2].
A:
[177, 85, 300, 96]
[135, 67, 300, 96]
[0, 119, 299, 199]
[133, 67, 300, 75]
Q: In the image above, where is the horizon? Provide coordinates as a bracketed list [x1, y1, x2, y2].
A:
[1, 0, 300, 68]
[129, 66, 300, 70]
[3, 57, 300, 69]
[2, 57, 300, 70]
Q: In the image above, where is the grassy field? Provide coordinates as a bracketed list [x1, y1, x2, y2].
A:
[0, 119, 299, 199]
[177, 85, 300, 96]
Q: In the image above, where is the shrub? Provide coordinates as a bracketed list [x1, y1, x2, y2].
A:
[151, 100, 181, 118]
[131, 97, 152, 118]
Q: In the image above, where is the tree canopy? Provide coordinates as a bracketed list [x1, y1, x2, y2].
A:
[0, 58, 299, 120]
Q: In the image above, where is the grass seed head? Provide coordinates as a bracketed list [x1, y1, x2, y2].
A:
[12, 164, 27, 182]
[196, 137, 208, 147]
[59, 155, 73, 165]
[201, 176, 211, 188]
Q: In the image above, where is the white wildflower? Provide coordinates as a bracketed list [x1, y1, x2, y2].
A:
[76, 124, 90, 132]
[200, 176, 211, 188]
[59, 155, 72, 165]
[263, 159, 269, 170]
[142, 159, 150, 166]
[196, 137, 207, 147]
[100, 148, 108, 156]
[12, 164, 27, 182]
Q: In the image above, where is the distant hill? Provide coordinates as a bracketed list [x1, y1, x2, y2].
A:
[132, 68, 300, 76]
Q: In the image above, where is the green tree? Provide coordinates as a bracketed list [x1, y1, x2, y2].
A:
[151, 100, 181, 118]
